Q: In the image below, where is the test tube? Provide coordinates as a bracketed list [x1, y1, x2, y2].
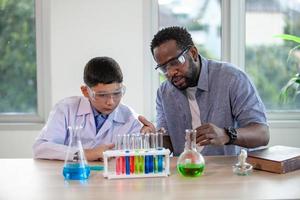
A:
[138, 134, 145, 173]
[150, 133, 157, 173]
[123, 134, 130, 175]
[134, 134, 141, 174]
[116, 134, 124, 175]
[144, 133, 153, 173]
[157, 128, 164, 149]
[157, 129, 164, 172]
[130, 134, 135, 174]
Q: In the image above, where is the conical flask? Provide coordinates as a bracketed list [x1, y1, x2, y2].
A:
[177, 129, 205, 177]
[63, 126, 90, 180]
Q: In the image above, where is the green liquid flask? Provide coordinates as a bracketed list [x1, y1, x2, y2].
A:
[177, 129, 205, 177]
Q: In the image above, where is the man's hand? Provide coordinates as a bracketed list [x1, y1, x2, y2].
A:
[84, 143, 115, 161]
[138, 115, 156, 133]
[195, 123, 229, 146]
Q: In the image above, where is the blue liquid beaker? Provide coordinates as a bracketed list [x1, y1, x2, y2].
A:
[63, 126, 90, 180]
[63, 163, 90, 180]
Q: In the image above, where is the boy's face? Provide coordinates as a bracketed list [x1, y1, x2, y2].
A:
[81, 82, 124, 115]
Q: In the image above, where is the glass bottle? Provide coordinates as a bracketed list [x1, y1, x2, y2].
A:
[177, 129, 205, 177]
[63, 126, 90, 180]
[232, 149, 253, 176]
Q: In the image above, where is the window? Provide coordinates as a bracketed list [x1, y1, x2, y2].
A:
[158, 0, 300, 120]
[0, 0, 48, 124]
[0, 0, 36, 113]
[245, 0, 300, 111]
[158, 0, 221, 60]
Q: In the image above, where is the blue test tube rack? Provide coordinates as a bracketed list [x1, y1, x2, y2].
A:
[103, 148, 170, 179]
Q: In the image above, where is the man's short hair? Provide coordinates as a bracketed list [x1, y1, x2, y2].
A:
[84, 56, 123, 87]
[150, 26, 194, 54]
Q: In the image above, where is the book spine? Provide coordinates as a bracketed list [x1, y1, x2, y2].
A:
[282, 157, 300, 173]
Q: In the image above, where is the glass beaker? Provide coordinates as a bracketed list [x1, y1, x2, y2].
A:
[63, 126, 90, 180]
[177, 129, 205, 177]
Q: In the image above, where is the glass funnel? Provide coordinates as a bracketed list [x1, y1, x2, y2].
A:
[63, 126, 90, 180]
[177, 129, 205, 177]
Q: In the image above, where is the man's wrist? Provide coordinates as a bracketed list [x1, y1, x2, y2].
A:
[224, 127, 237, 145]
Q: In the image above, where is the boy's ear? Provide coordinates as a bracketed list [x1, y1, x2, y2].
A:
[80, 85, 89, 98]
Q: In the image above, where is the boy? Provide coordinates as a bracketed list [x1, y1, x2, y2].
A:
[33, 56, 148, 161]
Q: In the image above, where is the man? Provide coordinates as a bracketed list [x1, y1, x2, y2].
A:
[33, 56, 151, 161]
[149, 26, 269, 156]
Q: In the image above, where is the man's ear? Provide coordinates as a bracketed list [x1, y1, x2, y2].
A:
[80, 85, 89, 98]
[190, 46, 199, 62]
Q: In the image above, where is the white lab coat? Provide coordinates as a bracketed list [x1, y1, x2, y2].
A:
[33, 96, 142, 160]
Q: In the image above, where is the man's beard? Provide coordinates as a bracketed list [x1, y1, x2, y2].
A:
[171, 56, 199, 90]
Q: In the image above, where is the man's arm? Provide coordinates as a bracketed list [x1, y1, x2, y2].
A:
[234, 123, 269, 147]
[196, 122, 269, 148]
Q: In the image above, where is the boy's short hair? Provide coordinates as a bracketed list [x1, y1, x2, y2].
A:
[150, 26, 194, 55]
[84, 57, 123, 87]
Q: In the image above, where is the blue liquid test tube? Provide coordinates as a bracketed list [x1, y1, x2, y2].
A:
[157, 130, 164, 173]
[123, 134, 130, 175]
[130, 134, 135, 174]
[150, 133, 157, 173]
[144, 133, 153, 173]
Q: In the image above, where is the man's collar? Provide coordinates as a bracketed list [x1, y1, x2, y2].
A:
[197, 55, 209, 91]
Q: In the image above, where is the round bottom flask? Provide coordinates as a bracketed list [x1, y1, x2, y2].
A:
[177, 129, 205, 177]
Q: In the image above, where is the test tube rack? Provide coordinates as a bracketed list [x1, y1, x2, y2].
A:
[103, 148, 170, 179]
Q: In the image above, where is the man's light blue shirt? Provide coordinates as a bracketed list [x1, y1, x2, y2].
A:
[33, 96, 142, 160]
[156, 56, 268, 156]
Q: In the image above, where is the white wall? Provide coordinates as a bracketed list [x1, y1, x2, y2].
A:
[0, 0, 299, 158]
[50, 0, 146, 110]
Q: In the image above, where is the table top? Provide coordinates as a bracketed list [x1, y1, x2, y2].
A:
[1, 156, 300, 200]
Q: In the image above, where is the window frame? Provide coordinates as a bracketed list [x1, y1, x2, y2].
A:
[0, 0, 51, 129]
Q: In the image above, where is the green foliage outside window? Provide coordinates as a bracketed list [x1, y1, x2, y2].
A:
[0, 0, 36, 113]
[274, 34, 300, 105]
[246, 44, 300, 110]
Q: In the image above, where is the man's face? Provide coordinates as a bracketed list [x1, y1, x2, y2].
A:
[81, 82, 124, 115]
[153, 40, 199, 90]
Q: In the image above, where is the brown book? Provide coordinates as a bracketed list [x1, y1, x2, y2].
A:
[247, 145, 300, 174]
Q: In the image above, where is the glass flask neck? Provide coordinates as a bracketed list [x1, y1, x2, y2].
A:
[184, 129, 197, 151]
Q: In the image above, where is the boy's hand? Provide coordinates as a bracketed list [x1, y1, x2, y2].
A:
[138, 115, 156, 133]
[84, 143, 115, 161]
